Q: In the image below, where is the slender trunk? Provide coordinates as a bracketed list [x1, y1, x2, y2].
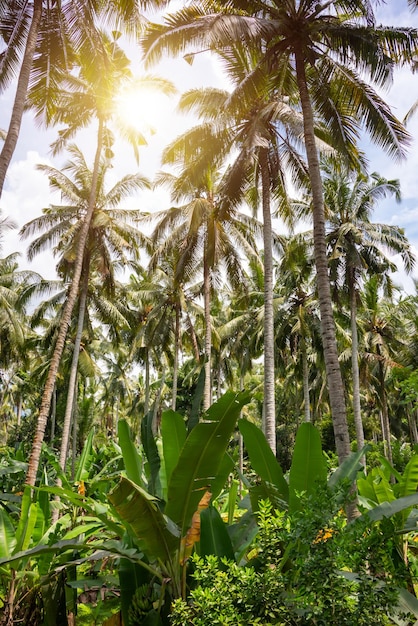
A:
[300, 334, 311, 422]
[59, 264, 89, 473]
[349, 275, 365, 461]
[144, 348, 150, 417]
[172, 303, 180, 411]
[71, 385, 78, 481]
[186, 312, 200, 362]
[294, 49, 351, 463]
[50, 387, 56, 444]
[260, 148, 276, 455]
[51, 267, 89, 523]
[378, 360, 393, 467]
[203, 256, 212, 412]
[16, 396, 22, 428]
[0, 0, 42, 197]
[25, 119, 105, 486]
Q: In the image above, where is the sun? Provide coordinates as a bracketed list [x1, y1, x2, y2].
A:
[116, 77, 176, 134]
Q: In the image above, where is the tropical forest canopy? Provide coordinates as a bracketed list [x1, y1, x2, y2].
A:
[2, 1, 418, 625]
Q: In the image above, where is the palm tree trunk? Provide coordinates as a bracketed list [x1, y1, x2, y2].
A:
[172, 303, 180, 410]
[0, 0, 42, 198]
[294, 49, 351, 463]
[144, 348, 150, 417]
[59, 263, 89, 474]
[25, 118, 105, 486]
[203, 256, 212, 412]
[301, 334, 311, 422]
[260, 148, 276, 455]
[378, 360, 393, 466]
[50, 387, 56, 444]
[349, 276, 365, 458]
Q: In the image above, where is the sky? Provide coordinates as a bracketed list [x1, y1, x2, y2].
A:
[1, 1, 418, 291]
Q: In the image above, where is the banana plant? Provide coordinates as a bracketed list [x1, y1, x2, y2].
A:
[109, 389, 250, 624]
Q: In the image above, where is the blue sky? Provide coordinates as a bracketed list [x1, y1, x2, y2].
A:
[1, 1, 418, 290]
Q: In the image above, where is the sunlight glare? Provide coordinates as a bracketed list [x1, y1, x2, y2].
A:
[116, 84, 171, 134]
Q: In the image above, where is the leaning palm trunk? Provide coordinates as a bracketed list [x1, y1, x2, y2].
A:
[349, 276, 366, 461]
[260, 148, 276, 455]
[51, 267, 89, 522]
[294, 50, 351, 463]
[25, 119, 105, 486]
[0, 0, 42, 198]
[203, 254, 212, 412]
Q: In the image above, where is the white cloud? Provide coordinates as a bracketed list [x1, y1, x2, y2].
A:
[0, 151, 58, 278]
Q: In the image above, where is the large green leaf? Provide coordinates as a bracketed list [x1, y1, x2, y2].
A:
[199, 506, 235, 561]
[288, 423, 327, 513]
[238, 419, 288, 502]
[75, 428, 94, 483]
[228, 511, 258, 564]
[356, 493, 418, 524]
[0, 508, 16, 558]
[141, 409, 161, 496]
[119, 534, 152, 626]
[118, 419, 143, 487]
[165, 390, 250, 537]
[108, 477, 179, 564]
[161, 409, 187, 488]
[398, 454, 418, 499]
[328, 446, 370, 491]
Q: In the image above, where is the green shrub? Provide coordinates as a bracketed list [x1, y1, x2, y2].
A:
[170, 487, 412, 625]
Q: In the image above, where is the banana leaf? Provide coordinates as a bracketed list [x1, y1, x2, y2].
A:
[165, 390, 250, 536]
[75, 428, 95, 483]
[238, 418, 288, 502]
[398, 454, 418, 499]
[356, 492, 418, 524]
[288, 422, 327, 513]
[141, 408, 161, 497]
[0, 508, 16, 558]
[199, 506, 235, 560]
[328, 445, 370, 491]
[118, 419, 142, 487]
[161, 409, 187, 488]
[108, 477, 179, 564]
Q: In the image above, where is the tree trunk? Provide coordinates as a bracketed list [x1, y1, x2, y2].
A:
[203, 255, 212, 412]
[172, 303, 180, 410]
[301, 334, 311, 422]
[0, 0, 42, 198]
[50, 387, 56, 444]
[25, 118, 105, 486]
[294, 49, 351, 463]
[349, 275, 366, 461]
[144, 348, 150, 417]
[59, 263, 89, 474]
[260, 148, 276, 455]
[378, 360, 393, 467]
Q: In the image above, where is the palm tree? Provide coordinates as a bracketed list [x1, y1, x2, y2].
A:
[128, 250, 201, 412]
[21, 144, 150, 476]
[0, 0, 167, 197]
[23, 34, 168, 486]
[150, 164, 263, 413]
[163, 72, 307, 451]
[360, 276, 409, 465]
[142, 0, 416, 463]
[275, 232, 321, 424]
[322, 160, 415, 457]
